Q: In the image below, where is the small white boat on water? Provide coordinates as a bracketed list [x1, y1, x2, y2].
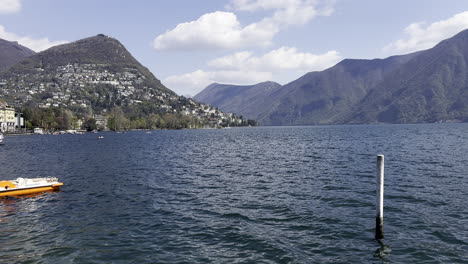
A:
[0, 177, 63, 197]
[0, 133, 4, 144]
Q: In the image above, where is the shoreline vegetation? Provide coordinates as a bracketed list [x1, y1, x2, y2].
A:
[17, 106, 257, 133]
[3, 126, 242, 136]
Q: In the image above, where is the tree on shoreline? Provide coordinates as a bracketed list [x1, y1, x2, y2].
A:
[18, 105, 255, 131]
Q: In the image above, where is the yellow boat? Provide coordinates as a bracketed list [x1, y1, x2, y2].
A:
[0, 177, 63, 197]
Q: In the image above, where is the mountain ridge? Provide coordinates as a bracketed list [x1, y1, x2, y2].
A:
[194, 29, 468, 125]
[349, 28, 468, 123]
[194, 81, 282, 119]
[0, 38, 35, 72]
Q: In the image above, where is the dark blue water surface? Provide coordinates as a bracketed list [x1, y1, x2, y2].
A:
[1, 124, 468, 263]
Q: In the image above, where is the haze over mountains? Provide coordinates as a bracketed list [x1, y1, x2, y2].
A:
[195, 29, 468, 125]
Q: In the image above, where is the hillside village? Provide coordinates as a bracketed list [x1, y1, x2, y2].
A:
[2, 62, 202, 112]
[0, 62, 251, 132]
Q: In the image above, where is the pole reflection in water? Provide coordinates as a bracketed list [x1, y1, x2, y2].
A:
[373, 240, 391, 263]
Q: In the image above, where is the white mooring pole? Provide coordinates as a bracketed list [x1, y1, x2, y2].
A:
[375, 154, 384, 240]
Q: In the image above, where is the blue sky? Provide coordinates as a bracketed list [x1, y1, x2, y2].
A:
[2, 0, 468, 96]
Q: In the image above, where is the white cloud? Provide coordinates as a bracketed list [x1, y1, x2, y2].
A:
[0, 0, 21, 14]
[228, 0, 298, 11]
[153, 11, 276, 51]
[208, 51, 254, 70]
[384, 11, 468, 54]
[0, 25, 68, 52]
[208, 47, 341, 72]
[227, 0, 335, 25]
[164, 69, 273, 96]
[164, 47, 341, 96]
[153, 0, 335, 51]
[155, 1, 339, 94]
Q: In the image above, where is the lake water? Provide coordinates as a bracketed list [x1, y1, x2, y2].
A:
[1, 124, 467, 263]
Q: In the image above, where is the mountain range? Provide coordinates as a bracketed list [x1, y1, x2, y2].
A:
[195, 29, 468, 125]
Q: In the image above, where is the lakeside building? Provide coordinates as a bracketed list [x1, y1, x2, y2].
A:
[0, 104, 16, 132]
[15, 112, 24, 131]
[94, 115, 107, 130]
[34, 127, 44, 134]
[75, 118, 84, 130]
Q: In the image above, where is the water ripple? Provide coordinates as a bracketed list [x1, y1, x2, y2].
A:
[1, 124, 468, 263]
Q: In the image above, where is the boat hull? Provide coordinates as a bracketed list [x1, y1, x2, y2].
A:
[0, 183, 63, 197]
